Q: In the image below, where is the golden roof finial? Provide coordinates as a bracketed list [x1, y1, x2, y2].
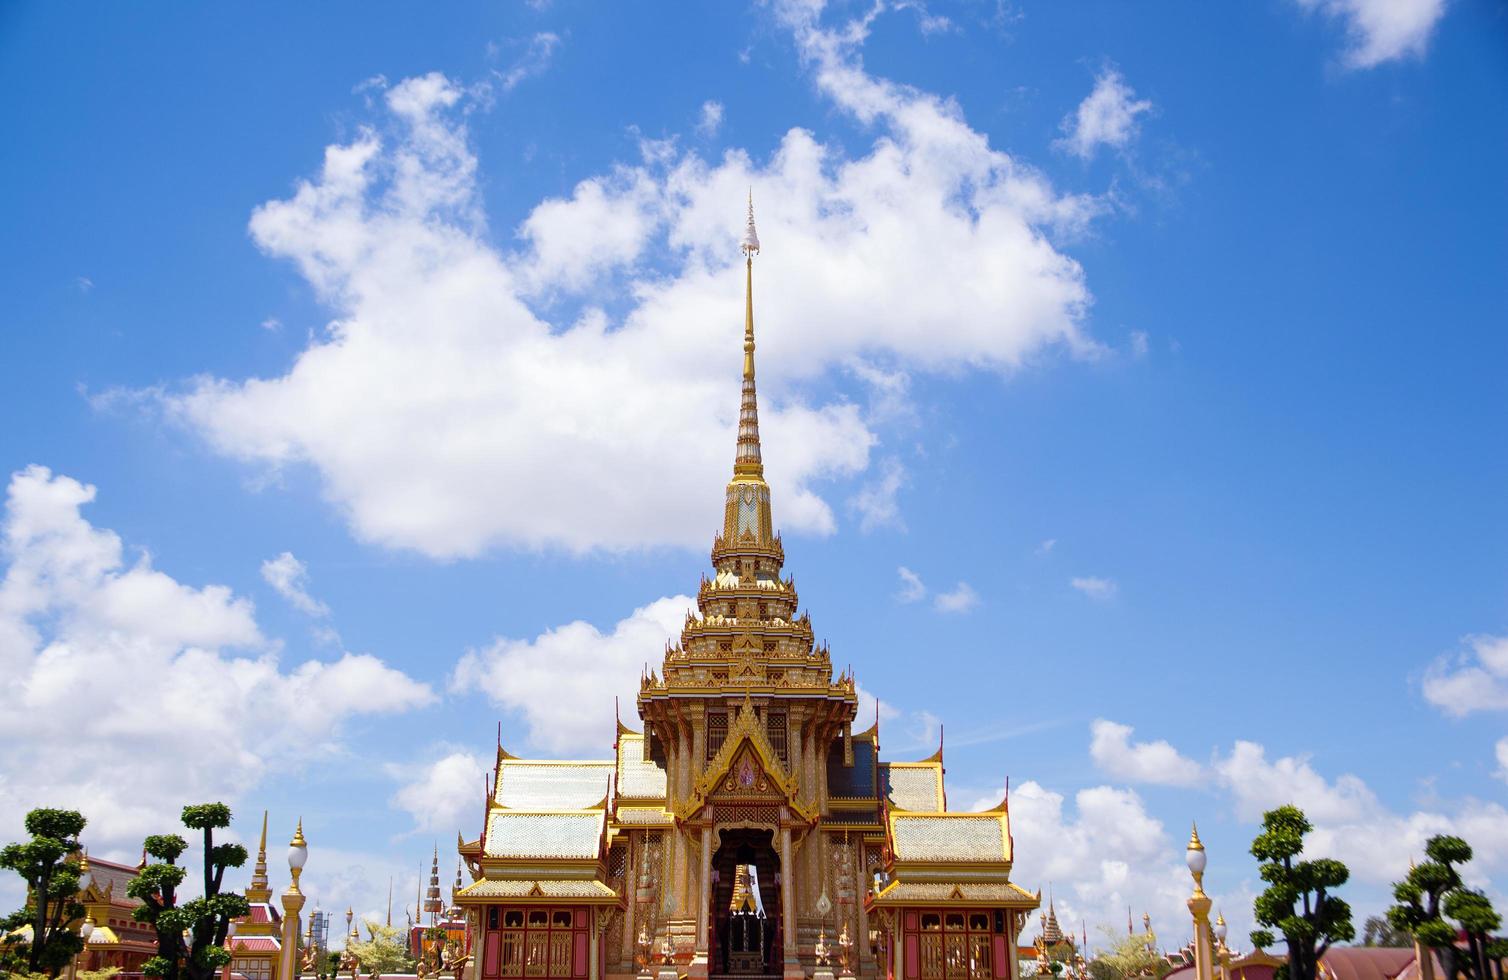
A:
[1188, 821, 1204, 852]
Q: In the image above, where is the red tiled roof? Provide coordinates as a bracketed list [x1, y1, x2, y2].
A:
[226, 936, 281, 952]
[1319, 948, 1417, 980]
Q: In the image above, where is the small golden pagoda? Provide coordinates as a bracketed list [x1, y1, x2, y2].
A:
[455, 200, 1039, 980]
[224, 812, 284, 980]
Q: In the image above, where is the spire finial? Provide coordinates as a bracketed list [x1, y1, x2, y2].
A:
[741, 189, 760, 257]
[248, 809, 271, 899]
[731, 195, 765, 480]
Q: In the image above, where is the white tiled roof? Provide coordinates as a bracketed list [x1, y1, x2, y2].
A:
[616, 735, 668, 800]
[496, 762, 613, 810]
[881, 764, 943, 811]
[614, 807, 672, 826]
[485, 811, 604, 860]
[891, 814, 1008, 863]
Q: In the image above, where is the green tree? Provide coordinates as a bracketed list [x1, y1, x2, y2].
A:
[347, 922, 416, 979]
[0, 807, 88, 975]
[1360, 915, 1409, 948]
[1248, 805, 1354, 980]
[1387, 835, 1506, 980]
[126, 803, 250, 980]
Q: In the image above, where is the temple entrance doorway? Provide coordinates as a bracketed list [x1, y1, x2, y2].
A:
[710, 829, 780, 978]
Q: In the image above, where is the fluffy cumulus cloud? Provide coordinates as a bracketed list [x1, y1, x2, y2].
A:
[998, 780, 1196, 947]
[1068, 714, 1508, 916]
[450, 595, 693, 754]
[162, 1, 1101, 559]
[1089, 719, 1204, 787]
[1211, 739, 1508, 886]
[1422, 633, 1508, 716]
[1056, 68, 1153, 161]
[389, 749, 490, 837]
[0, 465, 434, 858]
[1295, 0, 1446, 68]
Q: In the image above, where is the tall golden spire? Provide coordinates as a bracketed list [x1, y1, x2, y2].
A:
[715, 195, 779, 555]
[246, 810, 271, 903]
[735, 191, 763, 479]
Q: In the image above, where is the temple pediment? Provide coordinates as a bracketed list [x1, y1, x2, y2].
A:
[679, 698, 817, 823]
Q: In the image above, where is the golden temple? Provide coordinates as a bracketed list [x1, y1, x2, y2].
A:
[454, 199, 1040, 980]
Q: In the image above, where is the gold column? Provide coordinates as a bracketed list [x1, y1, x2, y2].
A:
[780, 820, 798, 980]
[1005, 913, 1022, 980]
[624, 836, 638, 971]
[691, 816, 712, 978]
[1185, 825, 1214, 980]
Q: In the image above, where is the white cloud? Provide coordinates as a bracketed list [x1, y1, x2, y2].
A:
[1423, 633, 1508, 716]
[697, 100, 724, 137]
[1214, 740, 1376, 824]
[996, 780, 1195, 948]
[1071, 575, 1117, 600]
[450, 595, 693, 755]
[1497, 737, 1508, 783]
[895, 566, 926, 603]
[855, 683, 902, 730]
[261, 550, 330, 617]
[1035, 538, 1056, 555]
[1055, 68, 1153, 161]
[0, 466, 434, 862]
[1130, 329, 1149, 357]
[934, 581, 979, 614]
[75, 276, 94, 293]
[1294, 0, 1446, 68]
[160, 4, 1101, 559]
[1089, 719, 1204, 787]
[1210, 739, 1508, 885]
[850, 457, 906, 531]
[499, 32, 560, 91]
[389, 750, 489, 837]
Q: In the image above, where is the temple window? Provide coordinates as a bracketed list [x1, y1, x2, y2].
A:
[766, 711, 788, 762]
[708, 713, 728, 759]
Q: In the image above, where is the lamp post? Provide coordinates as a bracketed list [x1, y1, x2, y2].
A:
[281, 819, 309, 980]
[1186, 825, 1215, 980]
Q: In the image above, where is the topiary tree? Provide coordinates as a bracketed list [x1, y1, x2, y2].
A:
[0, 807, 88, 975]
[1248, 805, 1354, 980]
[1387, 835, 1505, 980]
[126, 803, 250, 980]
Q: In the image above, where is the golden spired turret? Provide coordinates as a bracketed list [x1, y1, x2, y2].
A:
[246, 810, 271, 904]
[455, 199, 1038, 980]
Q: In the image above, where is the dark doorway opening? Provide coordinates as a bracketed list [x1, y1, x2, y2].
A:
[710, 829, 779, 977]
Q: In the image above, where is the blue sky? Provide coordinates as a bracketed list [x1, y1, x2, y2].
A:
[2, 0, 1506, 950]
